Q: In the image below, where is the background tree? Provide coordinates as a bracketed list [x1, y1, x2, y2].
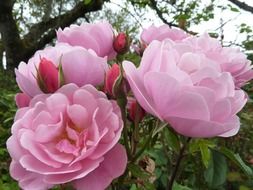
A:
[1, 0, 253, 69]
[0, 0, 107, 69]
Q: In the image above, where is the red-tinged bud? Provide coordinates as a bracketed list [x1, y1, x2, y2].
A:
[128, 98, 145, 122]
[105, 64, 120, 96]
[15, 93, 30, 108]
[113, 32, 130, 54]
[37, 58, 59, 93]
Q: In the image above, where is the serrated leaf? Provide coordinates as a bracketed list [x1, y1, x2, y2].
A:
[217, 147, 253, 177]
[204, 150, 227, 188]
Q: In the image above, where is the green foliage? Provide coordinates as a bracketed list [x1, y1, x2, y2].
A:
[0, 69, 18, 189]
[216, 147, 253, 177]
[204, 150, 228, 188]
[83, 0, 92, 5]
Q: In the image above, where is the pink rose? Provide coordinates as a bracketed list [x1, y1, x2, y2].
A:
[185, 33, 253, 88]
[141, 24, 190, 45]
[123, 40, 247, 138]
[220, 47, 253, 88]
[15, 43, 108, 98]
[57, 21, 117, 60]
[7, 84, 127, 190]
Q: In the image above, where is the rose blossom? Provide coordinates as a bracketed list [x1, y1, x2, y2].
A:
[57, 21, 116, 60]
[123, 40, 247, 138]
[141, 24, 190, 45]
[7, 84, 127, 190]
[184, 33, 253, 88]
[15, 43, 108, 98]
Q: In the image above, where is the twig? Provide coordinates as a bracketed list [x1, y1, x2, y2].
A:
[167, 137, 191, 190]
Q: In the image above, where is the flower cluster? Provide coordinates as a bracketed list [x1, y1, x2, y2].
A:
[7, 22, 253, 189]
[10, 21, 127, 190]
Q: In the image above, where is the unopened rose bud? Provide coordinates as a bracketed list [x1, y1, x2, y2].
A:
[37, 58, 59, 93]
[113, 32, 130, 54]
[15, 93, 30, 108]
[105, 64, 120, 96]
[128, 98, 145, 122]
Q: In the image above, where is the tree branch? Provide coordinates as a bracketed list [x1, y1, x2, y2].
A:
[1, 0, 106, 69]
[228, 0, 253, 13]
[22, 0, 105, 63]
[146, 0, 197, 34]
[149, 0, 178, 27]
[42, 0, 53, 22]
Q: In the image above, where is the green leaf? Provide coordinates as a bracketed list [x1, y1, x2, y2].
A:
[217, 147, 253, 177]
[239, 185, 251, 190]
[58, 60, 65, 88]
[130, 184, 137, 190]
[199, 141, 211, 168]
[204, 150, 227, 188]
[128, 163, 149, 179]
[189, 139, 214, 168]
[164, 127, 180, 152]
[83, 0, 92, 5]
[144, 182, 156, 190]
[172, 182, 192, 190]
[227, 172, 242, 182]
[230, 7, 239, 12]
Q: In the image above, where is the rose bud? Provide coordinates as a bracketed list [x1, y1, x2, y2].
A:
[105, 64, 120, 96]
[15, 93, 30, 108]
[128, 97, 145, 122]
[113, 32, 130, 54]
[37, 58, 59, 93]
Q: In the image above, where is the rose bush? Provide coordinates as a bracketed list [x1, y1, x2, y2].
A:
[7, 84, 127, 190]
[6, 21, 253, 190]
[123, 39, 247, 137]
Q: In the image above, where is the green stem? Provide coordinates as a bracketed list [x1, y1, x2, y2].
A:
[131, 129, 153, 163]
[167, 137, 191, 190]
[131, 104, 141, 155]
[118, 97, 131, 159]
[123, 121, 131, 159]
